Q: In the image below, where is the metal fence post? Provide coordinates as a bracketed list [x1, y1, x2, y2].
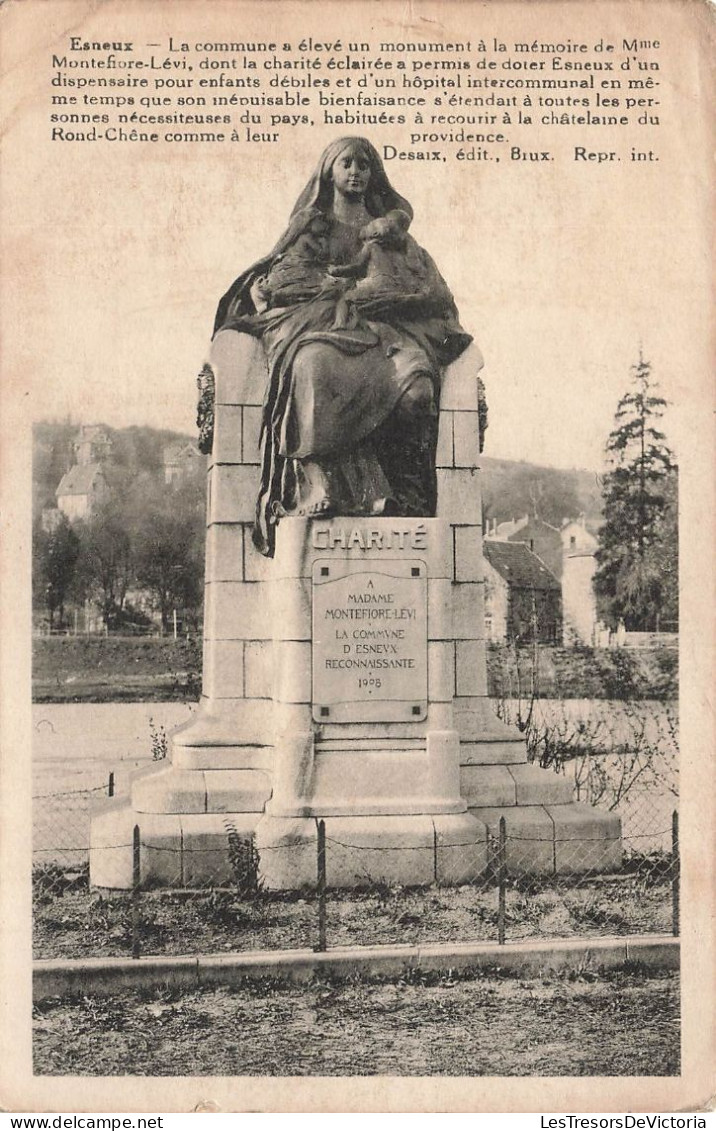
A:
[132, 824, 141, 959]
[316, 819, 327, 953]
[498, 816, 507, 945]
[108, 772, 114, 798]
[671, 809, 679, 938]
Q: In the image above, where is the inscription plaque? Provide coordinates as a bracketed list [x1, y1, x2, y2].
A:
[312, 558, 428, 724]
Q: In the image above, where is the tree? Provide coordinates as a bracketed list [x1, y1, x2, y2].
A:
[131, 476, 205, 633]
[33, 515, 80, 629]
[594, 354, 677, 630]
[75, 504, 134, 627]
[32, 419, 76, 515]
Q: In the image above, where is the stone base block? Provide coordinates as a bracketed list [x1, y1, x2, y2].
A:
[548, 804, 622, 874]
[254, 816, 319, 890]
[475, 803, 621, 876]
[301, 741, 465, 818]
[434, 814, 489, 884]
[171, 699, 272, 750]
[460, 738, 528, 765]
[322, 816, 435, 888]
[477, 805, 556, 874]
[509, 763, 574, 806]
[90, 802, 141, 889]
[460, 762, 573, 809]
[460, 764, 517, 807]
[254, 813, 488, 890]
[90, 805, 260, 888]
[132, 766, 272, 815]
[173, 745, 273, 771]
[455, 697, 528, 764]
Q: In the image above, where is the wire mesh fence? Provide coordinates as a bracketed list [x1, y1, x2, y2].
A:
[34, 690, 679, 958]
[33, 781, 679, 962]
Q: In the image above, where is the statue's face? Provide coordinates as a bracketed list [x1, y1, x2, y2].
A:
[330, 145, 371, 199]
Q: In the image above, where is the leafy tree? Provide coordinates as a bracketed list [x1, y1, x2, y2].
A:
[75, 504, 134, 626]
[131, 476, 205, 633]
[32, 515, 80, 629]
[594, 354, 677, 630]
[32, 419, 76, 514]
[32, 421, 208, 632]
[109, 424, 190, 476]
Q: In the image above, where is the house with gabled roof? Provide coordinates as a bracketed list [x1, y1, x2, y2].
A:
[483, 540, 562, 644]
[163, 441, 203, 485]
[55, 463, 109, 521]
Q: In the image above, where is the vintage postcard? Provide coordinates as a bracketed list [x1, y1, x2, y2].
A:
[0, 0, 714, 1114]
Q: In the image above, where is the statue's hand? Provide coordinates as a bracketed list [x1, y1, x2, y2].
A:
[320, 273, 348, 292]
[250, 275, 270, 312]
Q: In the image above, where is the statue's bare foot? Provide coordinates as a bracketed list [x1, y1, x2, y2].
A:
[371, 496, 398, 517]
[285, 494, 334, 518]
[304, 496, 333, 517]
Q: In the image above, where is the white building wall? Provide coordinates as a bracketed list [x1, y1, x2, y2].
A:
[57, 494, 88, 521]
[561, 518, 598, 555]
[483, 562, 509, 642]
[562, 552, 597, 644]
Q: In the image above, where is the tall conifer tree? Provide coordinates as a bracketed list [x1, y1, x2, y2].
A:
[594, 354, 677, 630]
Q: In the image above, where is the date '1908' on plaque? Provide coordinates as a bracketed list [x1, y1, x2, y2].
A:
[312, 558, 428, 724]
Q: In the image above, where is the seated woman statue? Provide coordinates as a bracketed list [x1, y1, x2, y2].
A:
[213, 136, 472, 557]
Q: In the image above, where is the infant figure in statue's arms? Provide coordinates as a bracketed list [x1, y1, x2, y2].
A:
[328, 208, 430, 328]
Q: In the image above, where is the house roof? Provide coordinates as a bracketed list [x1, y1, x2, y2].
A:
[74, 424, 109, 441]
[561, 515, 602, 537]
[56, 464, 104, 498]
[163, 441, 200, 464]
[507, 516, 560, 541]
[483, 541, 561, 591]
[492, 515, 528, 539]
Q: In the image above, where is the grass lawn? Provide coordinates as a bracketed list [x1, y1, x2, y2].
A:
[32, 637, 677, 703]
[32, 636, 202, 703]
[33, 964, 680, 1076]
[33, 863, 674, 961]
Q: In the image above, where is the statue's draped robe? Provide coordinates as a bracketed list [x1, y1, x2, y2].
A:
[213, 137, 472, 556]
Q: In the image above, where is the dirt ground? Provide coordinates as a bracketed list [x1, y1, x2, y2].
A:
[33, 870, 673, 961]
[33, 965, 680, 1077]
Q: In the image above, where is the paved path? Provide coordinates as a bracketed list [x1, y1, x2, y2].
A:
[32, 703, 197, 866]
[32, 699, 674, 865]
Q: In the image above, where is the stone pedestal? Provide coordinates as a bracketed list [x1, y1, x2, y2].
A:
[90, 331, 275, 888]
[254, 516, 487, 887]
[90, 331, 621, 889]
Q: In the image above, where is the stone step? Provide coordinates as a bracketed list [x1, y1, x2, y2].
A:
[132, 767, 272, 815]
[460, 762, 574, 808]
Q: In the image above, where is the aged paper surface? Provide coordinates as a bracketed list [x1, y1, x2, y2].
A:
[1, 0, 714, 1112]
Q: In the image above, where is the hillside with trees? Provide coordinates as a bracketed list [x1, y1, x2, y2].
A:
[33, 421, 206, 633]
[480, 456, 603, 529]
[33, 421, 194, 513]
[33, 418, 609, 634]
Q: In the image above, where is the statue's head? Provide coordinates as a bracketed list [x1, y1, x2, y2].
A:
[289, 138, 414, 223]
[360, 209, 411, 247]
[327, 140, 373, 200]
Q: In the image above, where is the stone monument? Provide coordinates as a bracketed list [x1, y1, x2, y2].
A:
[91, 139, 620, 889]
